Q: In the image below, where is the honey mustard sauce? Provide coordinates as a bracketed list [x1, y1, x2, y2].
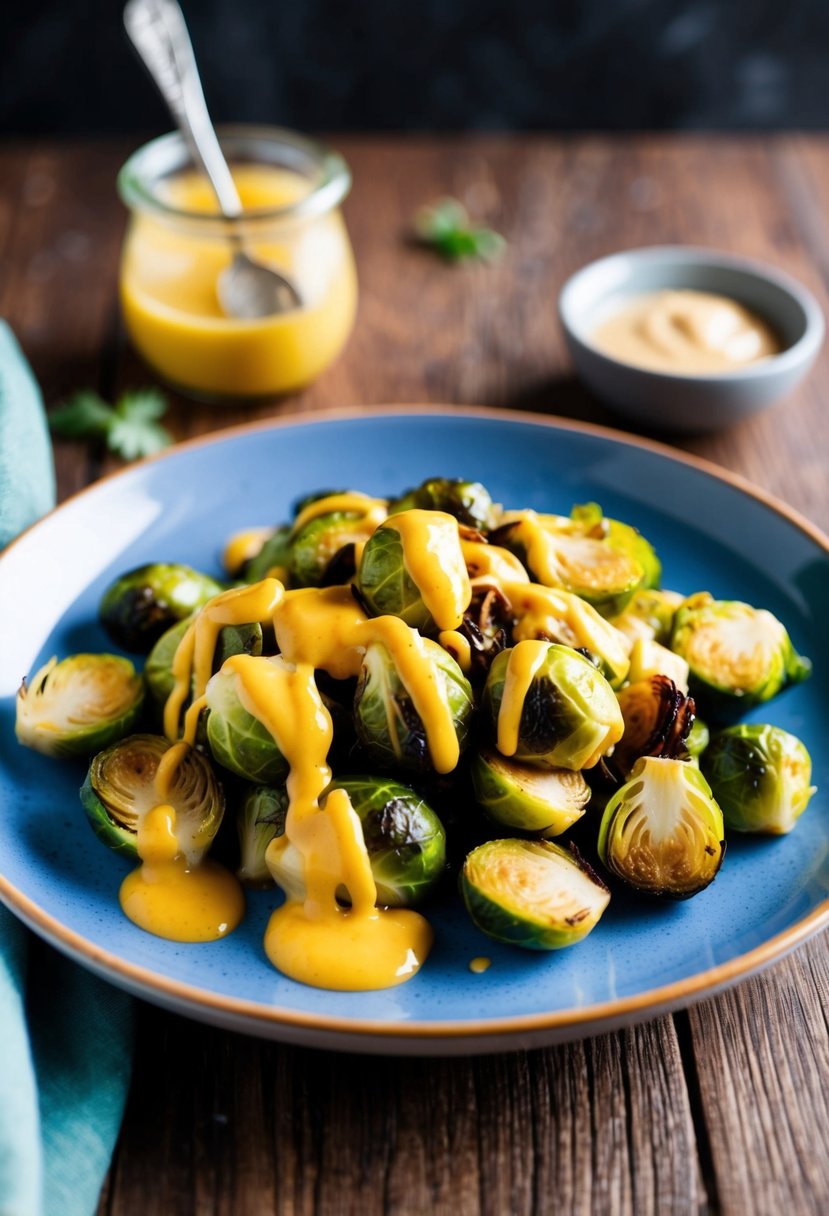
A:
[383, 509, 471, 631]
[592, 289, 781, 374]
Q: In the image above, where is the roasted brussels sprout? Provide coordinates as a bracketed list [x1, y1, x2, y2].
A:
[290, 512, 379, 587]
[510, 586, 631, 688]
[701, 724, 816, 835]
[597, 756, 725, 898]
[571, 503, 662, 591]
[144, 615, 263, 705]
[205, 660, 290, 784]
[685, 717, 710, 761]
[471, 747, 591, 836]
[609, 676, 695, 781]
[242, 526, 293, 582]
[482, 642, 624, 771]
[356, 511, 470, 633]
[611, 588, 684, 646]
[461, 838, 610, 949]
[80, 733, 224, 861]
[353, 637, 474, 774]
[16, 654, 144, 759]
[236, 783, 288, 885]
[671, 593, 811, 718]
[390, 477, 498, 532]
[329, 775, 447, 904]
[627, 636, 690, 693]
[99, 562, 225, 653]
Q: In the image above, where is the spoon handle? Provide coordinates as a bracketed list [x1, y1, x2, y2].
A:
[124, 0, 242, 219]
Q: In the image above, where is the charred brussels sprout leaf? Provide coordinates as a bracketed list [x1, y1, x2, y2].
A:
[328, 775, 447, 905]
[390, 478, 498, 532]
[482, 642, 623, 771]
[99, 563, 225, 653]
[461, 838, 610, 950]
[242, 526, 293, 582]
[353, 638, 473, 774]
[205, 660, 289, 784]
[144, 615, 263, 706]
[598, 755, 725, 899]
[609, 676, 695, 782]
[701, 724, 816, 835]
[471, 747, 590, 836]
[80, 733, 224, 861]
[236, 783, 288, 885]
[16, 654, 144, 759]
[671, 593, 811, 718]
[290, 512, 379, 588]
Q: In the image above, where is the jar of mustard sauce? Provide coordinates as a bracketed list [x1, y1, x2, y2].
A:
[117, 126, 357, 400]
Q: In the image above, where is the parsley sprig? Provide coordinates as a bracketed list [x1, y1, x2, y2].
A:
[414, 198, 506, 263]
[49, 387, 173, 462]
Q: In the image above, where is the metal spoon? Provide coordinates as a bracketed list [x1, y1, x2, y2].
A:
[124, 0, 302, 318]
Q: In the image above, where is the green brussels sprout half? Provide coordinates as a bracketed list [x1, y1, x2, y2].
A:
[80, 733, 224, 861]
[571, 503, 662, 591]
[242, 526, 293, 582]
[99, 562, 225, 653]
[670, 593, 811, 719]
[701, 724, 816, 835]
[16, 654, 145, 759]
[471, 747, 591, 836]
[611, 588, 684, 646]
[290, 512, 379, 587]
[236, 783, 288, 885]
[144, 615, 263, 706]
[461, 838, 610, 950]
[597, 755, 725, 899]
[482, 642, 624, 771]
[353, 638, 474, 774]
[510, 585, 631, 688]
[356, 511, 469, 633]
[685, 717, 710, 761]
[327, 775, 447, 905]
[205, 661, 290, 785]
[390, 477, 498, 532]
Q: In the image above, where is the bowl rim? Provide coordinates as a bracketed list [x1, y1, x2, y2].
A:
[558, 244, 825, 384]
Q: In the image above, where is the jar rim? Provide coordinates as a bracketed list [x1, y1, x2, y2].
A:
[117, 125, 351, 226]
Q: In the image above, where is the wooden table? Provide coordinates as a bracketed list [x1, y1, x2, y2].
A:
[2, 135, 828, 1215]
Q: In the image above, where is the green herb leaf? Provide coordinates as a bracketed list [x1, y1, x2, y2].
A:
[49, 386, 173, 462]
[414, 197, 505, 263]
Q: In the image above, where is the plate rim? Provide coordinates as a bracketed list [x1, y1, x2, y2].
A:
[2, 402, 827, 1043]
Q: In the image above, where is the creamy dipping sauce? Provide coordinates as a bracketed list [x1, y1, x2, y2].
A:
[592, 290, 781, 374]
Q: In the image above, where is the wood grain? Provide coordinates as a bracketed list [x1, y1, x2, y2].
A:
[1, 135, 827, 1216]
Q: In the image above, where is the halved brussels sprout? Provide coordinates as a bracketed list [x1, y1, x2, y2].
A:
[390, 477, 498, 532]
[356, 511, 469, 633]
[205, 660, 290, 784]
[461, 838, 610, 950]
[80, 733, 224, 861]
[266, 776, 447, 907]
[353, 637, 474, 774]
[236, 783, 288, 885]
[701, 724, 816, 835]
[571, 503, 662, 591]
[290, 512, 379, 587]
[627, 636, 690, 693]
[597, 755, 725, 898]
[510, 586, 630, 688]
[482, 642, 624, 771]
[611, 588, 684, 646]
[16, 654, 144, 759]
[99, 563, 225, 653]
[471, 747, 590, 836]
[242, 525, 293, 582]
[144, 615, 263, 705]
[609, 676, 695, 781]
[493, 507, 648, 616]
[671, 593, 811, 718]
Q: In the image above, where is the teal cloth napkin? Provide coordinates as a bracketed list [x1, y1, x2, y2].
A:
[0, 321, 134, 1216]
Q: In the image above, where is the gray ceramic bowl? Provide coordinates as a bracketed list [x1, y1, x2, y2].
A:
[558, 246, 824, 432]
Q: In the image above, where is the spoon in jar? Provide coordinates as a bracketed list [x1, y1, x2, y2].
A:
[124, 0, 302, 318]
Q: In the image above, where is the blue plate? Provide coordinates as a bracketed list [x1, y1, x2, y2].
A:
[1, 407, 827, 1055]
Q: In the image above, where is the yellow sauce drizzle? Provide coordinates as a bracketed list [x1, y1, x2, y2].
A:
[502, 511, 625, 591]
[461, 539, 530, 585]
[384, 510, 471, 631]
[223, 527, 275, 577]
[438, 629, 473, 673]
[496, 639, 550, 757]
[469, 956, 492, 974]
[291, 491, 387, 535]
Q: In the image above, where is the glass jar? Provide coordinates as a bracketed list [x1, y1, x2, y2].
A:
[117, 126, 357, 400]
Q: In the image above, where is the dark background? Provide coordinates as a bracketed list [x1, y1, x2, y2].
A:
[3, 0, 828, 135]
